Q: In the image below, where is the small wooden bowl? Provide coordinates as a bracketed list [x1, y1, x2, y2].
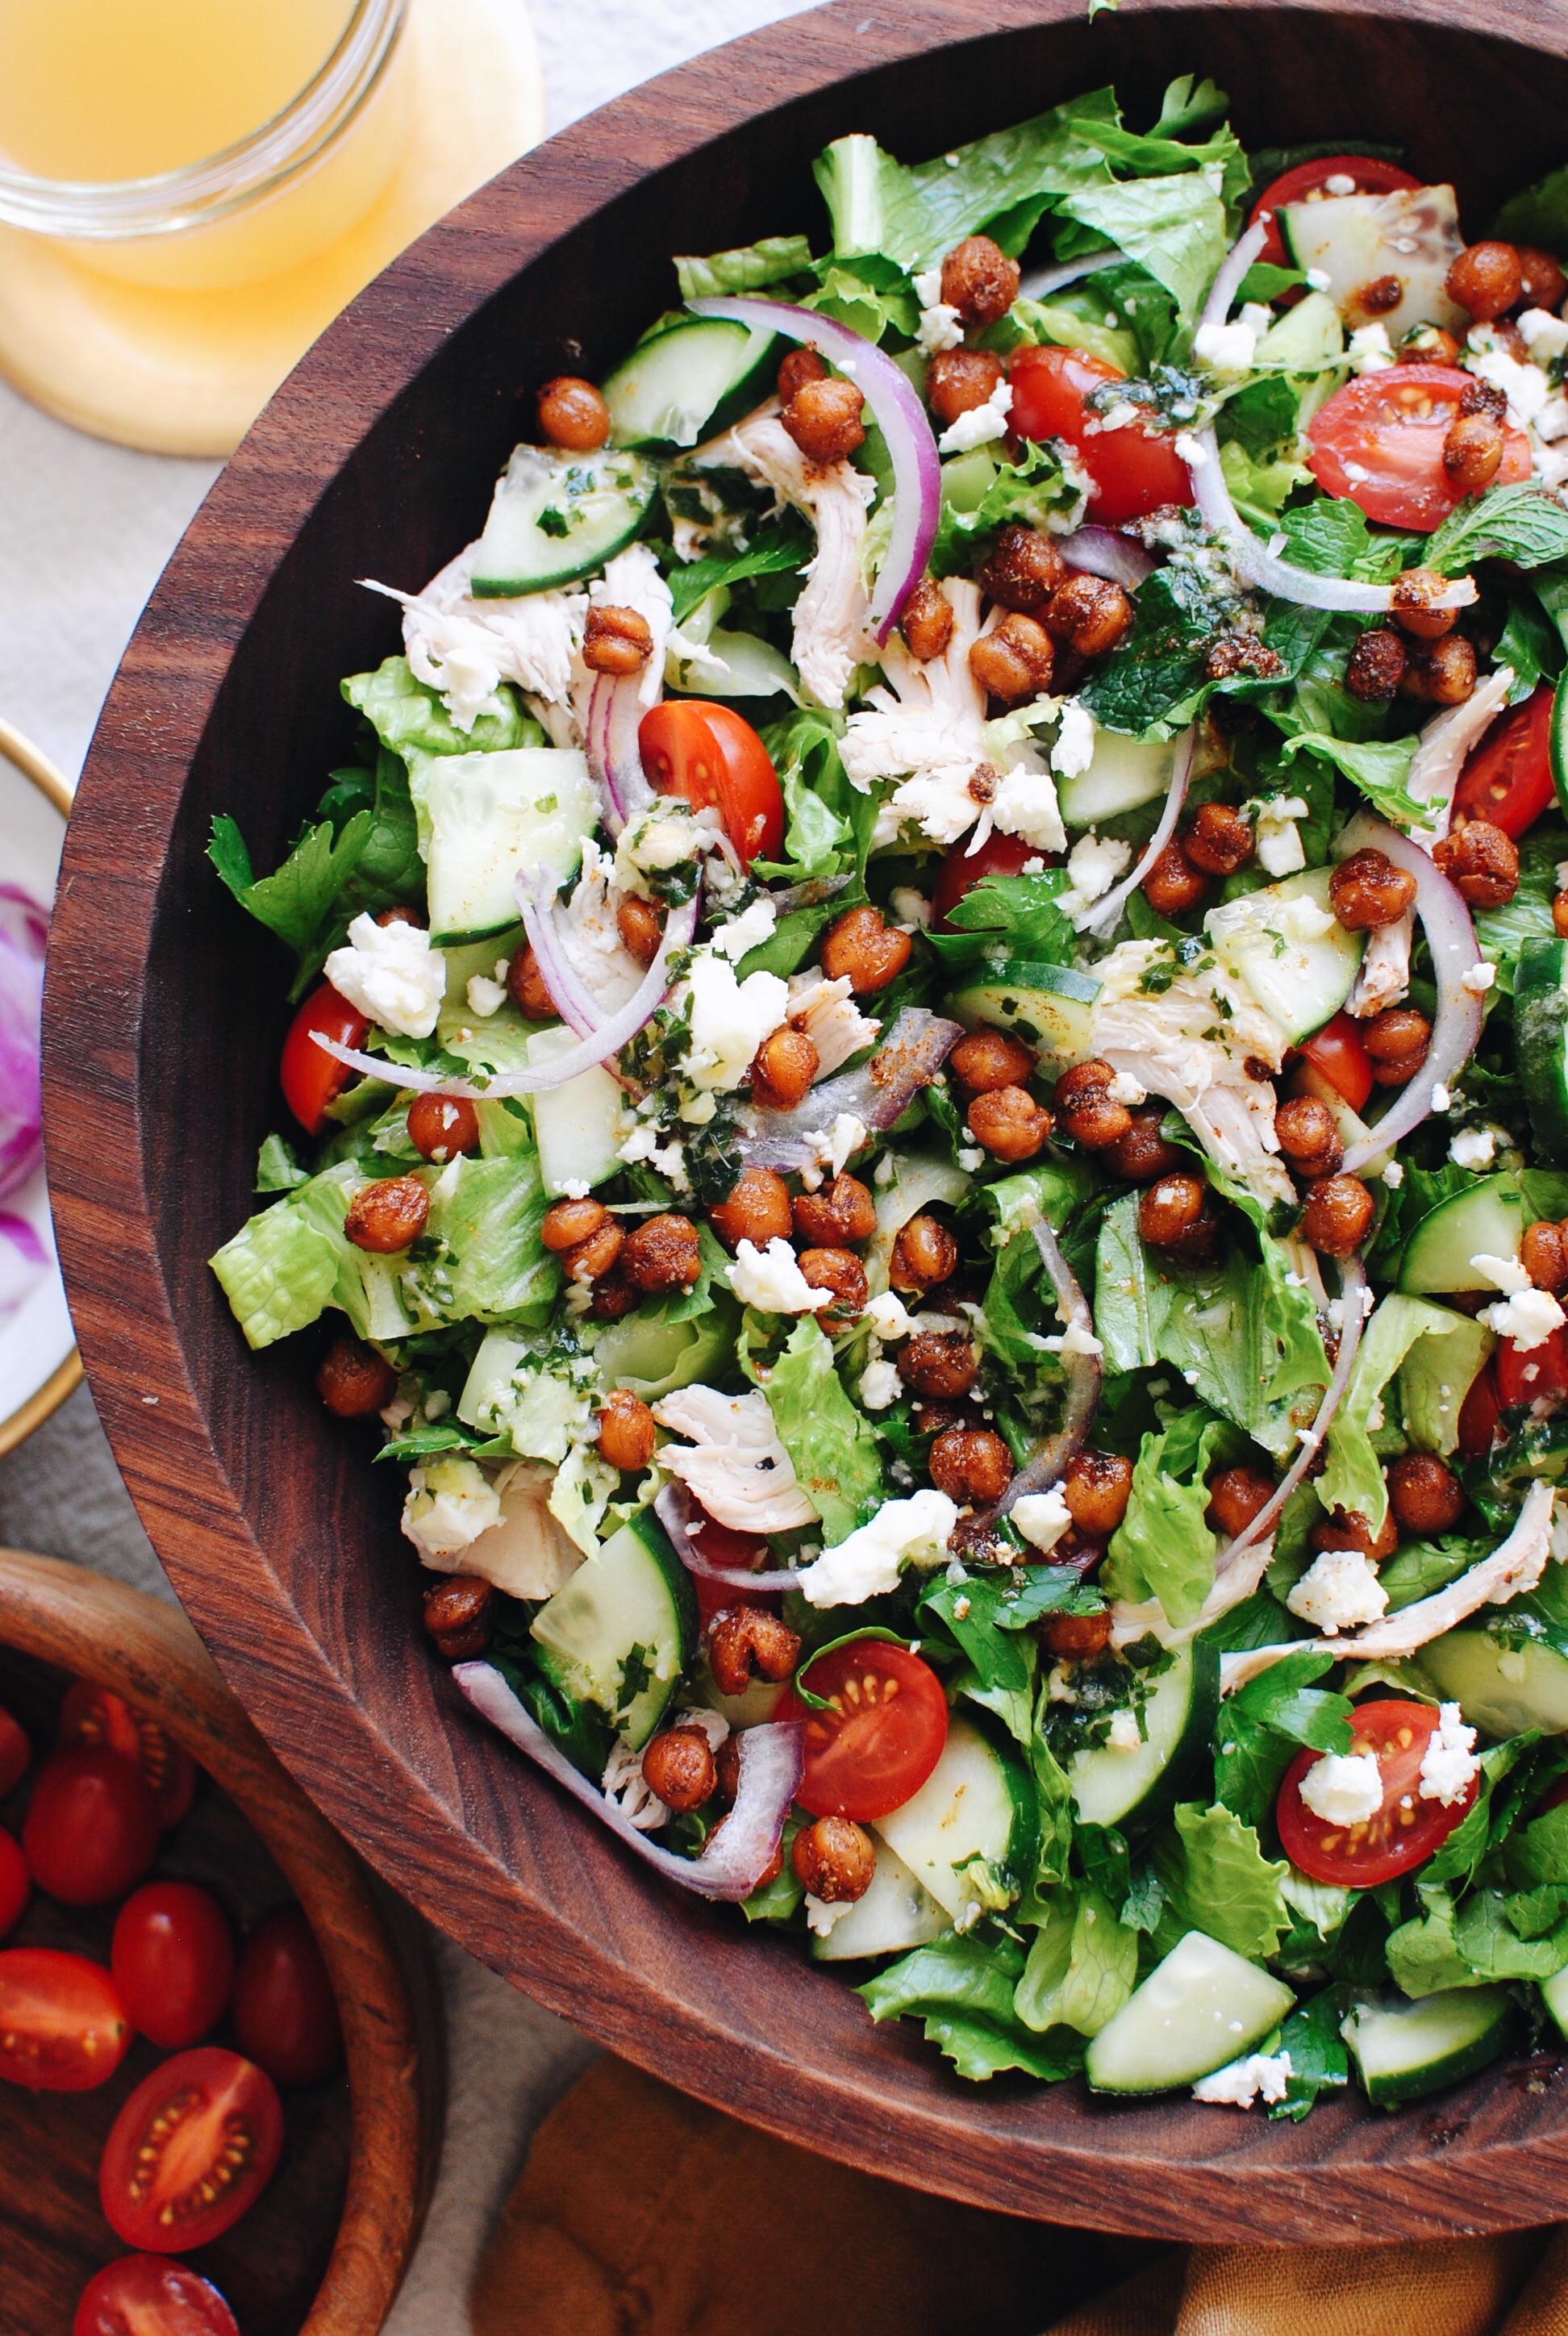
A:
[0, 1550, 438, 2331]
[44, 0, 1568, 2247]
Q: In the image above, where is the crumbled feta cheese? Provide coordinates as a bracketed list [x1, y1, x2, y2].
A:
[326, 912, 447, 1039]
[1449, 1124, 1499, 1170]
[709, 897, 778, 961]
[402, 1456, 502, 1558]
[912, 268, 943, 307]
[1277, 892, 1338, 943]
[1195, 317, 1259, 378]
[813, 1113, 868, 1178]
[1470, 1250, 1530, 1294]
[1106, 1070, 1146, 1106]
[1251, 795, 1309, 878]
[793, 1488, 959, 1606]
[990, 759, 1068, 854]
[1192, 2050, 1294, 2109]
[1430, 1082, 1452, 1113]
[1462, 962, 1497, 995]
[1520, 307, 1568, 362]
[614, 800, 703, 895]
[865, 1291, 915, 1342]
[1043, 1319, 1104, 1359]
[1482, 1285, 1567, 1353]
[1305, 267, 1331, 292]
[1418, 1702, 1480, 1808]
[915, 300, 965, 353]
[1173, 431, 1208, 467]
[1059, 829, 1132, 920]
[466, 973, 507, 1018]
[1286, 1549, 1389, 1635]
[805, 1892, 857, 1937]
[1348, 322, 1395, 373]
[1051, 699, 1098, 779]
[1011, 1487, 1074, 1554]
[727, 1237, 832, 1314]
[682, 952, 789, 1090]
[1468, 342, 1552, 428]
[936, 375, 1013, 453]
[561, 1178, 590, 1200]
[1107, 1709, 1144, 1753]
[890, 886, 932, 930]
[957, 1145, 986, 1173]
[1299, 1748, 1383, 1826]
[857, 1356, 903, 1410]
[1382, 1160, 1404, 1189]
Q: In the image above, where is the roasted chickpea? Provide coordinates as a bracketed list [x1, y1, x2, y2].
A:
[1205, 632, 1285, 682]
[1401, 632, 1477, 707]
[407, 1093, 481, 1163]
[950, 1028, 1036, 1094]
[709, 1166, 793, 1253]
[1399, 324, 1462, 365]
[597, 1388, 657, 1471]
[750, 1024, 820, 1110]
[541, 1196, 611, 1252]
[508, 945, 557, 1020]
[1554, 891, 1568, 940]
[1443, 413, 1505, 495]
[1103, 1108, 1184, 1184]
[890, 1212, 959, 1293]
[792, 1174, 877, 1248]
[899, 1332, 979, 1400]
[315, 1334, 397, 1419]
[422, 1576, 494, 1661]
[1301, 1172, 1375, 1258]
[582, 603, 653, 676]
[781, 375, 865, 465]
[1523, 1217, 1568, 1294]
[978, 523, 1066, 613]
[928, 1426, 1012, 1504]
[1043, 1608, 1114, 1662]
[901, 574, 956, 661]
[1460, 379, 1510, 426]
[969, 612, 1053, 705]
[1447, 240, 1524, 320]
[1434, 819, 1519, 907]
[1516, 245, 1568, 311]
[1053, 1062, 1130, 1152]
[619, 1212, 703, 1291]
[1183, 802, 1255, 877]
[589, 1271, 637, 1320]
[1312, 1504, 1399, 1564]
[1390, 567, 1459, 640]
[967, 1084, 1053, 1162]
[1274, 1095, 1344, 1179]
[1345, 626, 1407, 702]
[1328, 848, 1418, 932]
[1142, 841, 1210, 918]
[344, 1174, 427, 1254]
[798, 1246, 868, 1321]
[536, 374, 611, 450]
[820, 903, 911, 995]
[1362, 1007, 1432, 1087]
[777, 345, 828, 403]
[1061, 1450, 1133, 1538]
[926, 347, 1007, 428]
[714, 1733, 741, 1805]
[707, 1606, 802, 1698]
[641, 1725, 718, 1813]
[374, 905, 425, 929]
[615, 891, 664, 964]
[1041, 574, 1134, 659]
[1138, 1173, 1207, 1250]
[792, 1814, 876, 1903]
[561, 1222, 624, 1283]
[1387, 1454, 1466, 1537]
[940, 234, 1020, 327]
[1205, 1464, 1276, 1539]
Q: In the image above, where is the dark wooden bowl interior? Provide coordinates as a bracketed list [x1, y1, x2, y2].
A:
[44, 0, 1568, 2243]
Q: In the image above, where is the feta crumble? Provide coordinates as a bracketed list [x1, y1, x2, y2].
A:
[727, 1237, 833, 1314]
[857, 1356, 903, 1410]
[1299, 1748, 1383, 1826]
[1462, 962, 1497, 995]
[326, 912, 447, 1040]
[1449, 1126, 1497, 1171]
[936, 375, 1013, 454]
[1051, 699, 1098, 778]
[466, 972, 507, 1018]
[1470, 1250, 1530, 1293]
[1481, 1285, 1566, 1353]
[865, 1291, 915, 1341]
[1418, 1702, 1480, 1808]
[1520, 307, 1568, 362]
[1107, 1070, 1146, 1104]
[1011, 1487, 1074, 1554]
[1192, 2050, 1294, 2109]
[1431, 1082, 1452, 1113]
[1251, 795, 1309, 878]
[889, 886, 932, 930]
[682, 951, 789, 1090]
[1194, 317, 1258, 378]
[1059, 829, 1132, 920]
[793, 1489, 960, 1607]
[1382, 1160, 1404, 1188]
[1286, 1548, 1389, 1635]
[1347, 322, 1395, 373]
[1106, 1709, 1144, 1753]
[402, 1455, 502, 1558]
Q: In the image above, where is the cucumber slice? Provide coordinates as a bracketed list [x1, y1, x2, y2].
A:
[1067, 1640, 1220, 1834]
[1419, 1629, 1568, 1737]
[1205, 867, 1364, 1047]
[470, 444, 659, 597]
[1279, 186, 1466, 341]
[810, 1842, 950, 1963]
[873, 1714, 1037, 1921]
[1397, 1304, 1494, 1458]
[1251, 289, 1345, 371]
[530, 1508, 699, 1750]
[1085, 1932, 1295, 2096]
[1551, 679, 1568, 818]
[1398, 1173, 1527, 1295]
[1057, 729, 1186, 828]
[1343, 1987, 1518, 2108]
[527, 1028, 625, 1196]
[666, 627, 801, 703]
[1541, 1962, 1568, 2042]
[412, 746, 596, 945]
[945, 959, 1100, 1070]
[603, 316, 778, 451]
[1516, 937, 1568, 1167]
[588, 1304, 737, 1404]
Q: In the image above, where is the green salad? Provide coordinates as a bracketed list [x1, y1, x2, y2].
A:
[211, 73, 1568, 2116]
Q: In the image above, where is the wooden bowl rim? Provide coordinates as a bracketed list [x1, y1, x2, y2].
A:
[0, 1550, 432, 2334]
[42, 0, 1568, 2245]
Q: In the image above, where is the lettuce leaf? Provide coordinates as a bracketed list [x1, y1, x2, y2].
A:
[1272, 1988, 1350, 2121]
[1474, 817, 1568, 995]
[1014, 1884, 1138, 2036]
[1319, 1294, 1468, 1533]
[1102, 1408, 1224, 1626]
[342, 656, 539, 761]
[928, 440, 1088, 578]
[673, 235, 814, 300]
[859, 1933, 1085, 2081]
[428, 1152, 556, 1326]
[1059, 171, 1229, 330]
[1152, 1801, 1290, 1962]
[210, 1190, 345, 1350]
[763, 1316, 883, 1545]
[1213, 1648, 1352, 1829]
[1277, 728, 1424, 829]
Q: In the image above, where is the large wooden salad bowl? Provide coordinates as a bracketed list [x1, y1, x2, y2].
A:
[43, 0, 1568, 2245]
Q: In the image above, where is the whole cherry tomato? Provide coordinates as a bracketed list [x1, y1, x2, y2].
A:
[74, 2256, 240, 2336]
[1249, 154, 1420, 270]
[1277, 1699, 1478, 1886]
[1457, 1356, 1503, 1462]
[0, 1702, 29, 1798]
[932, 830, 1046, 930]
[279, 980, 370, 1136]
[638, 701, 785, 870]
[111, 1881, 234, 2050]
[1452, 683, 1557, 839]
[58, 1682, 196, 1829]
[0, 1825, 27, 1938]
[1008, 343, 1195, 525]
[100, 2047, 284, 2250]
[0, 1946, 131, 2089]
[1496, 1324, 1568, 1412]
[23, 1748, 160, 1907]
[1296, 1011, 1375, 1113]
[778, 1640, 949, 1821]
[1307, 365, 1533, 532]
[231, 1904, 344, 2089]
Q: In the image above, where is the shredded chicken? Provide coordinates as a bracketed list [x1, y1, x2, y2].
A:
[841, 580, 995, 844]
[1348, 907, 1413, 1018]
[426, 1460, 586, 1600]
[369, 545, 587, 734]
[785, 970, 882, 1078]
[651, 1385, 818, 1532]
[556, 838, 648, 1012]
[603, 1739, 669, 1830]
[722, 407, 876, 709]
[1407, 665, 1516, 845]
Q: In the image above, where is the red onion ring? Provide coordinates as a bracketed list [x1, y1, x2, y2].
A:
[687, 295, 940, 642]
[1332, 814, 1483, 1178]
[0, 884, 46, 1205]
[515, 868, 601, 1041]
[1081, 728, 1195, 937]
[1218, 1253, 1369, 1569]
[1057, 527, 1155, 590]
[654, 1486, 806, 1591]
[1017, 246, 1120, 302]
[452, 1661, 803, 1901]
[737, 1007, 962, 1169]
[586, 669, 654, 837]
[1198, 218, 1270, 336]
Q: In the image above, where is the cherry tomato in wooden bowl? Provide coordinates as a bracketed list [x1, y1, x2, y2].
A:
[58, 1681, 197, 1829]
[1249, 154, 1420, 269]
[1276, 1698, 1477, 1886]
[1496, 1324, 1568, 1412]
[112, 1881, 235, 2050]
[1007, 343, 1194, 525]
[278, 980, 370, 1136]
[0, 1946, 131, 2089]
[0, 1825, 27, 1938]
[23, 1747, 160, 1907]
[932, 829, 1045, 931]
[1295, 1011, 1374, 1113]
[778, 1640, 949, 1821]
[1307, 365, 1533, 532]
[74, 2256, 240, 2336]
[1452, 682, 1557, 839]
[100, 2047, 284, 2250]
[231, 1903, 344, 2089]
[1457, 1356, 1504, 1463]
[638, 700, 785, 870]
[0, 1701, 29, 1798]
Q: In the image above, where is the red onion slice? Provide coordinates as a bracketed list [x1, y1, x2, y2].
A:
[654, 1486, 806, 1591]
[737, 1007, 962, 1169]
[515, 867, 601, 1041]
[992, 1211, 1103, 1517]
[687, 295, 940, 641]
[1333, 814, 1483, 1178]
[1198, 218, 1270, 336]
[1017, 246, 1120, 302]
[452, 1661, 803, 1902]
[1081, 728, 1195, 936]
[586, 669, 654, 837]
[1057, 527, 1155, 590]
[1218, 1253, 1369, 1569]
[0, 883, 46, 1206]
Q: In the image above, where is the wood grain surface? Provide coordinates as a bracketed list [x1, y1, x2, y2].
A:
[42, 0, 1568, 2246]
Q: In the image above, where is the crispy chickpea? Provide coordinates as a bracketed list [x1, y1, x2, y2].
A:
[536, 374, 611, 450]
[820, 903, 911, 995]
[561, 1222, 624, 1283]
[1555, 891, 1568, 939]
[1312, 1504, 1399, 1564]
[792, 1174, 877, 1248]
[1274, 1095, 1344, 1180]
[1061, 1450, 1133, 1538]
[714, 1733, 741, 1804]
[710, 1167, 794, 1253]
[1205, 1464, 1276, 1539]
[1447, 240, 1524, 320]
[597, 1388, 657, 1471]
[508, 945, 556, 1020]
[344, 1174, 427, 1254]
[1387, 1454, 1466, 1537]
[1349, 273, 1403, 320]
[707, 1606, 802, 1698]
[641, 1725, 718, 1813]
[1053, 1061, 1131, 1152]
[970, 612, 1053, 705]
[1434, 819, 1519, 907]
[1328, 847, 1418, 932]
[750, 1025, 820, 1111]
[799, 1246, 868, 1320]
[978, 522, 1066, 613]
[1399, 323, 1462, 365]
[1138, 1173, 1207, 1249]
[1043, 1608, 1114, 1662]
[890, 1212, 959, 1293]
[968, 1084, 1053, 1162]
[1401, 632, 1477, 707]
[1301, 1172, 1375, 1258]
[926, 346, 1007, 428]
[1345, 626, 1407, 702]
[929, 1425, 1013, 1504]
[777, 345, 828, 404]
[1183, 802, 1255, 877]
[950, 1028, 1036, 1094]
[792, 1814, 876, 1903]
[900, 1332, 979, 1400]
[901, 574, 955, 661]
[1142, 841, 1210, 918]
[1205, 632, 1285, 683]
[1444, 413, 1506, 495]
[781, 376, 865, 465]
[940, 234, 1020, 327]
[1362, 1007, 1432, 1087]
[1517, 245, 1568, 311]
[620, 1212, 703, 1291]
[582, 604, 653, 676]
[1522, 1217, 1568, 1293]
[1103, 1108, 1184, 1184]
[407, 1092, 481, 1162]
[374, 905, 425, 929]
[1041, 574, 1134, 660]
[315, 1334, 397, 1419]
[1390, 568, 1458, 641]
[616, 892, 664, 964]
[422, 1576, 494, 1661]
[1460, 377, 1509, 423]
[589, 1271, 637, 1320]
[541, 1196, 611, 1252]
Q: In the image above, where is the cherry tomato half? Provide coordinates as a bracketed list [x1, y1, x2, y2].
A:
[59, 1682, 197, 1829]
[683, 1510, 780, 1629]
[74, 2256, 240, 2336]
[1453, 682, 1558, 839]
[279, 980, 370, 1137]
[1457, 1356, 1504, 1462]
[1307, 365, 1533, 532]
[0, 1946, 131, 2090]
[231, 1904, 344, 2090]
[1008, 343, 1195, 526]
[778, 1640, 949, 1821]
[0, 1825, 27, 1939]
[112, 1882, 234, 2050]
[1249, 155, 1420, 270]
[1496, 1324, 1568, 1412]
[0, 1702, 29, 1798]
[932, 830, 1046, 931]
[23, 1748, 160, 1908]
[638, 701, 785, 870]
[1296, 1011, 1374, 1112]
[1277, 1698, 1477, 1886]
[100, 2047, 284, 2250]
